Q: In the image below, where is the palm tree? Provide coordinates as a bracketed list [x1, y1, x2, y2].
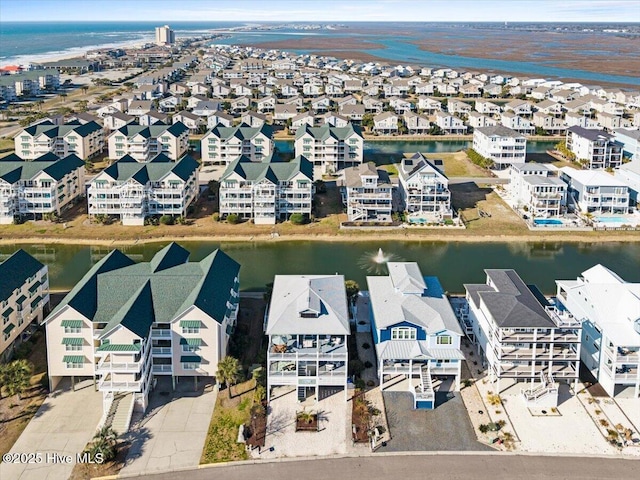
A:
[216, 355, 240, 397]
[2, 359, 33, 400]
[87, 426, 117, 462]
[345, 280, 360, 305]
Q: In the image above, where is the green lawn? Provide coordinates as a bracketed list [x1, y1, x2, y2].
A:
[423, 152, 491, 178]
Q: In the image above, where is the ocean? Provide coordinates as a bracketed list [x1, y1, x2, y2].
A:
[1, 21, 638, 86]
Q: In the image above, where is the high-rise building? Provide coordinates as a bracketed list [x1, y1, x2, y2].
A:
[155, 25, 175, 45]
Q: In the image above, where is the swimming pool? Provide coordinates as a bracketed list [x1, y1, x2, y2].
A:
[534, 219, 563, 225]
[595, 216, 629, 224]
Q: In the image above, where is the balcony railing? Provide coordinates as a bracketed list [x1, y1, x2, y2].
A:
[151, 329, 171, 338]
[152, 347, 172, 355]
[98, 379, 142, 391]
[152, 364, 173, 373]
[96, 361, 142, 373]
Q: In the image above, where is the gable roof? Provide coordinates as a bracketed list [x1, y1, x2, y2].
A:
[98, 154, 198, 183]
[221, 154, 313, 183]
[367, 264, 462, 335]
[0, 250, 45, 301]
[294, 123, 362, 141]
[0, 154, 84, 184]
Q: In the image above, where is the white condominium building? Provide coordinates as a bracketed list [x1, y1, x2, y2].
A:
[88, 154, 199, 225]
[294, 123, 364, 174]
[566, 126, 623, 170]
[14, 121, 103, 160]
[201, 123, 274, 166]
[219, 154, 313, 224]
[0, 153, 85, 224]
[108, 122, 189, 162]
[509, 163, 566, 218]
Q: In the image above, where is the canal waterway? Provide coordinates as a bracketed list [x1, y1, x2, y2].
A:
[2, 241, 639, 295]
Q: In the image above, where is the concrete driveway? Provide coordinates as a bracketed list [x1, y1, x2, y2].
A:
[119, 376, 217, 475]
[0, 378, 102, 480]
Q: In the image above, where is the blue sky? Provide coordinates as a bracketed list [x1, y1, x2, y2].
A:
[1, 0, 639, 22]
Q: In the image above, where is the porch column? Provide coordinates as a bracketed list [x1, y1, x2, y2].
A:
[409, 358, 413, 386]
[455, 361, 461, 391]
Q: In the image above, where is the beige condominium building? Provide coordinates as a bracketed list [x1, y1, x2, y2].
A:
[1, 250, 49, 362]
[14, 120, 103, 160]
[42, 243, 240, 434]
[107, 122, 189, 162]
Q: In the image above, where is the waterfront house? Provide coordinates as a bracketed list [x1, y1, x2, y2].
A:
[0, 250, 49, 362]
[475, 99, 501, 116]
[613, 129, 640, 162]
[504, 99, 533, 117]
[294, 123, 364, 174]
[397, 153, 451, 220]
[368, 262, 464, 409]
[555, 265, 639, 398]
[340, 103, 365, 122]
[566, 126, 623, 169]
[341, 163, 393, 222]
[403, 112, 431, 134]
[435, 112, 467, 135]
[219, 154, 313, 224]
[564, 112, 600, 129]
[533, 112, 567, 135]
[201, 123, 273, 166]
[206, 110, 235, 129]
[472, 125, 526, 169]
[107, 122, 189, 162]
[373, 112, 400, 135]
[468, 112, 497, 129]
[265, 274, 349, 403]
[15, 121, 103, 161]
[615, 160, 640, 207]
[42, 243, 240, 431]
[508, 163, 566, 218]
[87, 154, 199, 225]
[447, 99, 472, 115]
[464, 269, 581, 404]
[417, 97, 442, 114]
[319, 112, 350, 128]
[103, 112, 136, 131]
[0, 153, 85, 224]
[172, 111, 203, 133]
[559, 167, 630, 214]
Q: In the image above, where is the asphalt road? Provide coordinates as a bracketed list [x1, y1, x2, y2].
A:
[136, 454, 640, 480]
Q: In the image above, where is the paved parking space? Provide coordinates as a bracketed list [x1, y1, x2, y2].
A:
[119, 377, 217, 476]
[378, 391, 492, 452]
[255, 387, 349, 459]
[1, 378, 102, 480]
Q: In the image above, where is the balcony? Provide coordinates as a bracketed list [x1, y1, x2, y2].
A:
[98, 379, 142, 392]
[151, 328, 171, 338]
[95, 360, 142, 373]
[152, 364, 173, 374]
[152, 346, 172, 356]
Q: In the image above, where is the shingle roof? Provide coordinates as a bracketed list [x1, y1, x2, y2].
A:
[343, 163, 390, 188]
[567, 126, 613, 142]
[0, 250, 45, 302]
[475, 125, 524, 138]
[0, 154, 84, 184]
[99, 154, 198, 184]
[221, 154, 313, 183]
[47, 243, 240, 339]
[464, 269, 555, 328]
[294, 123, 362, 141]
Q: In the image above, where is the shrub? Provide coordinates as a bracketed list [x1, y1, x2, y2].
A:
[349, 359, 365, 376]
[176, 216, 187, 225]
[212, 212, 220, 222]
[289, 213, 307, 225]
[599, 419, 609, 428]
[227, 214, 240, 224]
[159, 215, 174, 225]
[466, 148, 494, 169]
[479, 423, 490, 434]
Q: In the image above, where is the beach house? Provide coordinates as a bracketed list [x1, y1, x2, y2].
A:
[368, 262, 464, 409]
[555, 265, 639, 398]
[464, 269, 581, 405]
[341, 163, 393, 222]
[201, 123, 274, 166]
[265, 274, 349, 403]
[508, 163, 567, 218]
[559, 167, 630, 215]
[397, 153, 451, 221]
[566, 126, 623, 169]
[473, 125, 527, 169]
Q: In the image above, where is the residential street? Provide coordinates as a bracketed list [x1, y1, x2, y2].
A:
[137, 453, 640, 480]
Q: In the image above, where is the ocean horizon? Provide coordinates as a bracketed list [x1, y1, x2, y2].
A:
[1, 21, 639, 86]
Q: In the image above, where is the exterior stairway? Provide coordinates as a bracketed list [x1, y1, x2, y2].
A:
[414, 364, 435, 409]
[521, 373, 559, 407]
[107, 393, 135, 436]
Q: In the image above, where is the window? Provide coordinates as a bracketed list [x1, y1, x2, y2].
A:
[65, 361, 83, 369]
[181, 326, 200, 334]
[437, 335, 452, 345]
[182, 344, 199, 352]
[391, 327, 416, 340]
[64, 326, 81, 334]
[65, 344, 82, 351]
[182, 362, 200, 370]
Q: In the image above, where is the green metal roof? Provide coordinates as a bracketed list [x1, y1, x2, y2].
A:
[0, 154, 85, 184]
[3, 323, 15, 335]
[62, 355, 84, 363]
[61, 337, 83, 345]
[221, 154, 313, 184]
[61, 320, 83, 327]
[99, 153, 198, 184]
[2, 307, 14, 318]
[16, 295, 27, 304]
[96, 343, 142, 352]
[179, 338, 202, 346]
[180, 355, 201, 363]
[30, 295, 42, 309]
[0, 250, 45, 302]
[180, 320, 201, 328]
